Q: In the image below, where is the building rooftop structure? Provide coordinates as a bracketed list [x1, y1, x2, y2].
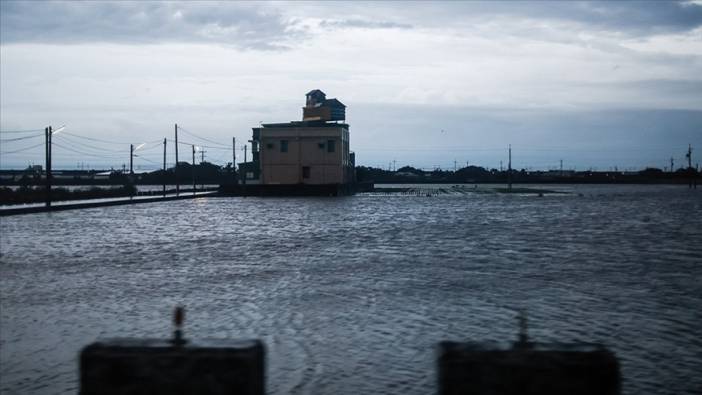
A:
[261, 120, 349, 129]
[302, 90, 346, 122]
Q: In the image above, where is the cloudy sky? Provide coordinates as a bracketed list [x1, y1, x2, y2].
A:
[1, 1, 701, 171]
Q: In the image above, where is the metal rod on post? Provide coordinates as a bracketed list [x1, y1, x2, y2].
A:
[192, 145, 196, 195]
[163, 138, 167, 197]
[175, 123, 179, 196]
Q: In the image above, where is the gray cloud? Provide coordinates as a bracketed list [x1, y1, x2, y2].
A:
[408, 1, 702, 35]
[318, 18, 412, 30]
[564, 1, 702, 34]
[0, 1, 299, 49]
[309, 1, 702, 36]
[3, 1, 701, 49]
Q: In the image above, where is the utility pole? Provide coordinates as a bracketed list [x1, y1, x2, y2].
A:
[454, 160, 457, 172]
[163, 138, 167, 196]
[45, 126, 52, 208]
[200, 149, 206, 189]
[192, 145, 196, 195]
[232, 137, 237, 184]
[500, 160, 503, 172]
[686, 144, 694, 188]
[508, 144, 512, 191]
[175, 123, 179, 196]
[243, 145, 247, 185]
[393, 159, 396, 172]
[560, 159, 563, 175]
[670, 157, 674, 173]
[130, 144, 134, 175]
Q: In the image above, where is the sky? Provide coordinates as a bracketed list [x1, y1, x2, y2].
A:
[1, 1, 701, 171]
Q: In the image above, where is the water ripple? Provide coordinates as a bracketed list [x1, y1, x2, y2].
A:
[1, 185, 701, 394]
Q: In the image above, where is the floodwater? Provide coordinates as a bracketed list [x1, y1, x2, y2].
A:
[2, 184, 219, 192]
[1, 184, 701, 394]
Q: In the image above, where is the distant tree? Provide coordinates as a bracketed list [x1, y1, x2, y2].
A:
[396, 166, 423, 175]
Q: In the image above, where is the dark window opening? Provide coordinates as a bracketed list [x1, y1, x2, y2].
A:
[266, 143, 274, 149]
[318, 142, 325, 149]
[302, 166, 310, 179]
[327, 140, 335, 153]
[281, 140, 288, 153]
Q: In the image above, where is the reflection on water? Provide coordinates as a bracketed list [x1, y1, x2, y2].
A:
[1, 184, 701, 394]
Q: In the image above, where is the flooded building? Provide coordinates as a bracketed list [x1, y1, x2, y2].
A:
[240, 90, 355, 192]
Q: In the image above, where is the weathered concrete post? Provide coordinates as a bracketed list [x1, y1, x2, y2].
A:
[80, 307, 265, 395]
[437, 313, 620, 395]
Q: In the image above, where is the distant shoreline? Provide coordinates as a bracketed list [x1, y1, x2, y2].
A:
[0, 164, 698, 187]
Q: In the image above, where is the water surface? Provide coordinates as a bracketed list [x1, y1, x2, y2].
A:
[1, 184, 701, 394]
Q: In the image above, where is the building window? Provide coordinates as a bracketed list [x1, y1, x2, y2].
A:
[302, 166, 310, 179]
[318, 142, 325, 149]
[327, 139, 335, 153]
[281, 140, 288, 153]
[266, 143, 274, 149]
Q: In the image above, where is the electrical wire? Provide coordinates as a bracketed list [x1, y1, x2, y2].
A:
[0, 133, 44, 143]
[52, 142, 126, 159]
[61, 131, 131, 145]
[134, 155, 162, 166]
[170, 139, 232, 150]
[176, 126, 231, 148]
[1, 142, 45, 155]
[53, 134, 126, 153]
[0, 128, 44, 134]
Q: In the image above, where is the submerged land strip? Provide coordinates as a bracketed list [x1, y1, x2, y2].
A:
[367, 185, 568, 196]
[0, 184, 568, 216]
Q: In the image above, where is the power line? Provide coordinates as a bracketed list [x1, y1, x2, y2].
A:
[52, 142, 126, 159]
[1, 142, 45, 155]
[134, 155, 162, 166]
[169, 139, 231, 150]
[0, 133, 44, 143]
[0, 128, 44, 134]
[53, 134, 125, 153]
[61, 131, 131, 145]
[176, 125, 230, 148]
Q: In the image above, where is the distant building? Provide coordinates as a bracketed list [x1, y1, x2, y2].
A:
[240, 90, 354, 186]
